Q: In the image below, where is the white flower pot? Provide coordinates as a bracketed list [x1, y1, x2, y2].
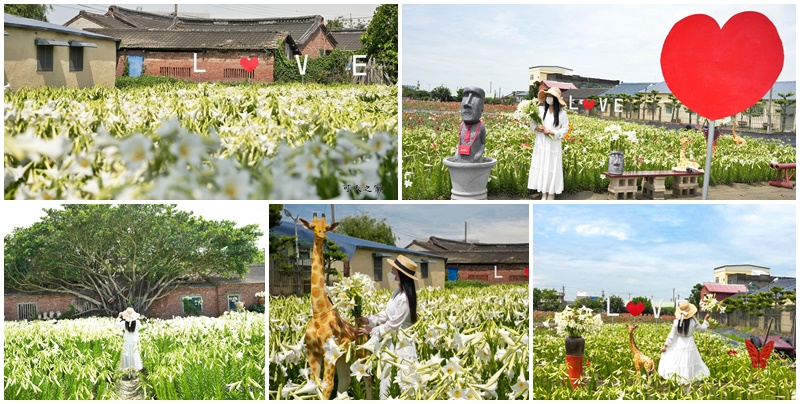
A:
[443, 157, 497, 200]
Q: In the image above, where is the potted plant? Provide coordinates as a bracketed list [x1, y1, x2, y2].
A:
[554, 305, 603, 388]
[255, 291, 266, 305]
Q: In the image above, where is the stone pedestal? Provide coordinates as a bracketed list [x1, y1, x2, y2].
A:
[443, 157, 497, 200]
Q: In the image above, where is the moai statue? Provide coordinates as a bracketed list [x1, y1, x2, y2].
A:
[454, 87, 486, 163]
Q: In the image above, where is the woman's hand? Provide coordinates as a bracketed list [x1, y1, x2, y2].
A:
[661, 344, 667, 353]
[118, 312, 123, 319]
[356, 326, 373, 336]
[535, 124, 545, 132]
[355, 316, 369, 326]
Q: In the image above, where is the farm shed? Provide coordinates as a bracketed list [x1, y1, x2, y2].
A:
[4, 13, 119, 89]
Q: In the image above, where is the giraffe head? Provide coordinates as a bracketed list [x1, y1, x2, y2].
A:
[299, 213, 339, 240]
[627, 324, 638, 332]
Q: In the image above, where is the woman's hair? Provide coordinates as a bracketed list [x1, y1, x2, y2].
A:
[125, 320, 137, 333]
[676, 317, 694, 336]
[542, 97, 562, 127]
[397, 270, 418, 324]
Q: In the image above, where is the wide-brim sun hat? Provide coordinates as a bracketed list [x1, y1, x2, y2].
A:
[386, 255, 419, 280]
[538, 86, 567, 107]
[122, 307, 140, 321]
[676, 301, 698, 320]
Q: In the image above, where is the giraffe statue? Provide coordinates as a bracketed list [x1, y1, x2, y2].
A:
[731, 120, 747, 146]
[627, 324, 655, 377]
[299, 213, 371, 399]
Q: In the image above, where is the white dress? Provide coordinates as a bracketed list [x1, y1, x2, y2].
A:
[368, 288, 417, 399]
[658, 318, 709, 384]
[116, 318, 143, 371]
[527, 105, 569, 194]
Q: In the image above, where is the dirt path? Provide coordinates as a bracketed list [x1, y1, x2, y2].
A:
[490, 182, 796, 200]
[117, 374, 144, 400]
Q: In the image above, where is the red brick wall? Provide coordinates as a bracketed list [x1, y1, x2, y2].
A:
[456, 264, 528, 284]
[4, 292, 77, 320]
[298, 28, 335, 58]
[117, 50, 275, 83]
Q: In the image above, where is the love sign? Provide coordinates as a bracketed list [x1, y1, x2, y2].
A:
[661, 11, 783, 120]
[626, 301, 645, 317]
[581, 99, 595, 110]
[239, 57, 259, 73]
[524, 267, 529, 277]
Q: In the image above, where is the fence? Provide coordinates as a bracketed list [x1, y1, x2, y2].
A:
[710, 307, 795, 334]
[268, 257, 312, 296]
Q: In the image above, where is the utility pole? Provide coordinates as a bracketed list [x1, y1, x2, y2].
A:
[330, 204, 336, 225]
[464, 222, 467, 242]
[173, 4, 178, 17]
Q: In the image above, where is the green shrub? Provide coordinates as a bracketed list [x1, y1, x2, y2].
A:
[248, 303, 265, 313]
[445, 279, 489, 289]
[115, 75, 187, 89]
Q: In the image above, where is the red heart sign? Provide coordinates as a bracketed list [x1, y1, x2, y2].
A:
[581, 99, 595, 110]
[626, 301, 645, 317]
[661, 12, 783, 120]
[524, 268, 529, 277]
[239, 57, 259, 73]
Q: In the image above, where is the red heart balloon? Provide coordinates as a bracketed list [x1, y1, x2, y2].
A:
[582, 99, 595, 110]
[661, 12, 783, 120]
[524, 267, 529, 276]
[626, 301, 645, 316]
[239, 57, 259, 73]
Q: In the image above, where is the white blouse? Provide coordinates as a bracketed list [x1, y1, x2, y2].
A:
[664, 317, 708, 346]
[367, 288, 412, 338]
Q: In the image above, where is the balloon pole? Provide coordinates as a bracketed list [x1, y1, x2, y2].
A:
[701, 120, 715, 200]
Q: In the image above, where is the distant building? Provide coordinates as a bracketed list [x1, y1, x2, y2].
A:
[330, 29, 365, 51]
[405, 236, 528, 284]
[714, 264, 771, 284]
[528, 65, 572, 86]
[700, 283, 748, 302]
[4, 13, 120, 89]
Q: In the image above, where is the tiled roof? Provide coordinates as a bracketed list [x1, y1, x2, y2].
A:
[703, 283, 748, 293]
[173, 15, 327, 45]
[4, 13, 120, 42]
[65, 10, 136, 29]
[208, 264, 265, 285]
[600, 82, 657, 96]
[106, 5, 177, 29]
[406, 237, 529, 265]
[87, 28, 291, 51]
[330, 29, 365, 51]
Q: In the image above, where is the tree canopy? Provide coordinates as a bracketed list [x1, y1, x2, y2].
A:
[4, 204, 262, 316]
[4, 4, 52, 21]
[360, 4, 398, 83]
[335, 213, 397, 246]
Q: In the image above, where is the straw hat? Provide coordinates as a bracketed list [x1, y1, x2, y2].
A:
[386, 255, 419, 280]
[537, 86, 567, 107]
[676, 301, 697, 320]
[121, 307, 140, 321]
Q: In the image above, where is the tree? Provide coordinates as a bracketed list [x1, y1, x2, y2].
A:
[667, 94, 682, 122]
[4, 4, 52, 22]
[360, 4, 398, 83]
[327, 15, 368, 30]
[575, 297, 605, 312]
[4, 205, 262, 316]
[774, 92, 796, 132]
[609, 295, 625, 313]
[646, 90, 660, 121]
[430, 85, 452, 102]
[335, 213, 397, 246]
[630, 296, 653, 315]
[269, 204, 284, 229]
[688, 283, 703, 307]
[456, 88, 465, 101]
[323, 239, 347, 281]
[532, 288, 561, 311]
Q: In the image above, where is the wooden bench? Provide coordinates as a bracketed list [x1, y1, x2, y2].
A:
[769, 162, 796, 189]
[602, 170, 704, 200]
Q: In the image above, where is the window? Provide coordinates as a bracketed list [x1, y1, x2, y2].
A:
[715, 277, 719, 283]
[223, 68, 253, 79]
[181, 295, 203, 314]
[37, 45, 53, 71]
[69, 46, 83, 71]
[421, 262, 429, 279]
[284, 42, 295, 59]
[18, 302, 37, 320]
[228, 293, 242, 310]
[373, 256, 383, 282]
[665, 106, 672, 114]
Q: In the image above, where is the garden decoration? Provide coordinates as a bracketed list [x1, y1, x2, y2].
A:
[627, 325, 655, 377]
[554, 306, 603, 388]
[731, 121, 747, 147]
[299, 213, 372, 399]
[442, 86, 497, 199]
[661, 11, 784, 199]
[745, 318, 775, 369]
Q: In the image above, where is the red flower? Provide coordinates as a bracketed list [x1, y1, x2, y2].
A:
[653, 137, 658, 142]
[522, 143, 530, 148]
[585, 359, 591, 366]
[638, 157, 644, 163]
[432, 142, 437, 149]
[727, 349, 738, 355]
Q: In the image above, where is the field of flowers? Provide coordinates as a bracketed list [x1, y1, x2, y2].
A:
[269, 284, 529, 399]
[4, 311, 265, 400]
[533, 321, 795, 399]
[402, 104, 795, 199]
[4, 83, 397, 200]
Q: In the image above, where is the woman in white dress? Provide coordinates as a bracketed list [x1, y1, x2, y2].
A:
[116, 307, 144, 372]
[658, 301, 710, 384]
[356, 255, 419, 399]
[528, 86, 570, 200]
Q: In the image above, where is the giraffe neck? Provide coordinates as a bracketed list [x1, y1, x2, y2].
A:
[310, 235, 332, 316]
[629, 330, 640, 354]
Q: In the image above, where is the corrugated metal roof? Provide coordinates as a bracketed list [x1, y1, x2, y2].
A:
[763, 81, 796, 100]
[755, 277, 796, 293]
[600, 82, 657, 96]
[4, 13, 120, 42]
[703, 283, 748, 293]
[272, 221, 446, 261]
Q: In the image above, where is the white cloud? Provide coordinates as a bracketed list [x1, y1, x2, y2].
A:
[574, 222, 629, 240]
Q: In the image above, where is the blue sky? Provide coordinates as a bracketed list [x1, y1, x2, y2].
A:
[533, 204, 796, 304]
[403, 4, 796, 96]
[278, 203, 530, 248]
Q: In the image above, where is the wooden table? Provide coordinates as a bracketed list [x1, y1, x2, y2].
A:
[602, 170, 704, 200]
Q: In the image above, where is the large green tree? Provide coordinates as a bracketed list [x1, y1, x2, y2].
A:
[4, 204, 262, 316]
[532, 288, 561, 311]
[269, 204, 284, 229]
[360, 4, 398, 83]
[688, 283, 703, 307]
[335, 213, 397, 246]
[4, 4, 52, 21]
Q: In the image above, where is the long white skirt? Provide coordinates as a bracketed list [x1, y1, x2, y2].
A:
[657, 335, 709, 384]
[120, 338, 143, 371]
[527, 131, 564, 194]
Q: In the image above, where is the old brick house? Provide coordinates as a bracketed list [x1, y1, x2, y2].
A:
[330, 29, 365, 51]
[4, 264, 265, 321]
[405, 236, 529, 284]
[64, 6, 337, 83]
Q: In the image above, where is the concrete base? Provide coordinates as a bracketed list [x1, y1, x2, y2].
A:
[443, 157, 497, 200]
